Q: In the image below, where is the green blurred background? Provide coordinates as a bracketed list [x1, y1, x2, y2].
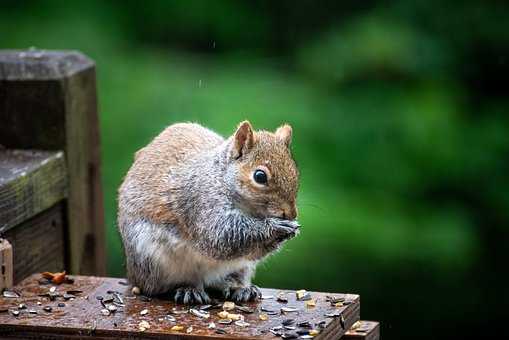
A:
[2, 0, 508, 339]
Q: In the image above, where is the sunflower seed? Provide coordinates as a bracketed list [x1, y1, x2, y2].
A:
[281, 307, 298, 313]
[222, 301, 235, 311]
[49, 287, 56, 293]
[236, 305, 255, 313]
[282, 332, 298, 339]
[107, 304, 117, 312]
[277, 293, 288, 303]
[208, 322, 216, 329]
[63, 293, 75, 300]
[3, 290, 20, 298]
[218, 318, 233, 325]
[66, 290, 83, 295]
[10, 310, 20, 317]
[199, 304, 212, 311]
[171, 307, 188, 314]
[101, 308, 110, 316]
[18, 303, 27, 310]
[297, 321, 312, 328]
[285, 326, 296, 330]
[43, 306, 52, 313]
[165, 315, 176, 322]
[297, 329, 310, 335]
[215, 329, 227, 334]
[235, 320, 250, 327]
[190, 308, 210, 318]
[140, 309, 149, 315]
[282, 319, 295, 326]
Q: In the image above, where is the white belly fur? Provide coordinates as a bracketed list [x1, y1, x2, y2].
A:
[131, 220, 252, 289]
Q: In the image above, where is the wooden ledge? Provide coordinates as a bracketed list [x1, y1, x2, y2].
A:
[0, 149, 67, 234]
[0, 274, 360, 339]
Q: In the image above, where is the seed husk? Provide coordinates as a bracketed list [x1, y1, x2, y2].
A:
[215, 329, 227, 334]
[118, 280, 128, 286]
[170, 325, 184, 331]
[261, 295, 275, 300]
[277, 292, 289, 303]
[218, 318, 233, 325]
[208, 322, 216, 329]
[282, 332, 298, 339]
[43, 306, 52, 313]
[281, 307, 299, 313]
[285, 326, 296, 330]
[3, 290, 20, 298]
[103, 295, 114, 303]
[107, 304, 117, 312]
[259, 313, 268, 321]
[101, 309, 110, 316]
[140, 309, 149, 315]
[300, 335, 314, 339]
[190, 308, 209, 318]
[235, 320, 250, 327]
[339, 315, 345, 329]
[171, 307, 189, 315]
[186, 326, 193, 333]
[165, 315, 176, 322]
[49, 287, 56, 293]
[199, 304, 213, 311]
[325, 310, 342, 318]
[298, 321, 312, 328]
[66, 290, 83, 295]
[18, 303, 27, 310]
[282, 319, 295, 326]
[222, 301, 235, 311]
[305, 300, 316, 308]
[236, 305, 255, 313]
[10, 309, 20, 317]
[28, 309, 37, 314]
[63, 293, 75, 300]
[139, 320, 150, 331]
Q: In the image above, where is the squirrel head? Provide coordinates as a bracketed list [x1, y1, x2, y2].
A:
[226, 121, 299, 220]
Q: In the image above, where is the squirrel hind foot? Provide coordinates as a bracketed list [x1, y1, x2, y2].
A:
[174, 286, 211, 305]
[224, 285, 261, 303]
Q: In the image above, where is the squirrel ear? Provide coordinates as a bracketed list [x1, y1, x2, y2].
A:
[232, 120, 255, 159]
[275, 124, 292, 146]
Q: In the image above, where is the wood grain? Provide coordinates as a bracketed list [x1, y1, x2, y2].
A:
[0, 150, 67, 234]
[2, 204, 66, 284]
[0, 49, 106, 276]
[0, 275, 360, 339]
[344, 321, 379, 340]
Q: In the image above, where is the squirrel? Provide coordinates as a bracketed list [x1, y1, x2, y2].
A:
[117, 121, 300, 304]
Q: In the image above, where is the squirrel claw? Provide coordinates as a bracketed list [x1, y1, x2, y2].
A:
[225, 285, 261, 302]
[174, 286, 210, 305]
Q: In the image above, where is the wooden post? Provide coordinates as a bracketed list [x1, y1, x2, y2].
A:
[0, 49, 106, 276]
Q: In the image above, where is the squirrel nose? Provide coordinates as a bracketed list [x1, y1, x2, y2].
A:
[283, 204, 297, 220]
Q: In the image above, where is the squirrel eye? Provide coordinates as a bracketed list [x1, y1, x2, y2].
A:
[253, 169, 268, 185]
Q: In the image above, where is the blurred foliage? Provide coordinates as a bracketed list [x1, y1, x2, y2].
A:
[1, 1, 508, 339]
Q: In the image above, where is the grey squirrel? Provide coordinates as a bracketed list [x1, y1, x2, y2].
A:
[117, 121, 300, 304]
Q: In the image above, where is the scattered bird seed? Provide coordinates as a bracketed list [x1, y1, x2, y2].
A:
[277, 293, 289, 303]
[190, 308, 209, 318]
[101, 309, 110, 316]
[222, 301, 235, 311]
[218, 311, 229, 319]
[103, 295, 114, 303]
[218, 318, 233, 325]
[107, 304, 117, 312]
[58, 303, 65, 307]
[261, 295, 275, 300]
[165, 315, 176, 322]
[285, 326, 297, 330]
[138, 295, 151, 302]
[118, 280, 128, 286]
[37, 302, 42, 306]
[18, 303, 27, 310]
[10, 309, 20, 317]
[297, 329, 310, 335]
[235, 320, 250, 327]
[281, 307, 299, 313]
[3, 290, 20, 298]
[282, 332, 298, 339]
[208, 322, 216, 329]
[296, 290, 311, 301]
[171, 307, 188, 315]
[236, 305, 255, 313]
[171, 325, 184, 331]
[131, 286, 141, 295]
[186, 326, 193, 333]
[305, 300, 316, 308]
[49, 287, 56, 293]
[66, 290, 83, 295]
[63, 293, 75, 300]
[259, 313, 268, 321]
[139, 320, 150, 331]
[215, 329, 227, 334]
[199, 304, 212, 311]
[283, 319, 295, 326]
[140, 309, 149, 315]
[43, 306, 52, 313]
[339, 314, 346, 329]
[28, 309, 37, 314]
[309, 329, 320, 336]
[297, 321, 312, 328]
[325, 311, 342, 318]
[300, 335, 314, 339]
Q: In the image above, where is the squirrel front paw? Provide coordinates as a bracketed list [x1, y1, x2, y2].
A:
[271, 219, 300, 242]
[224, 285, 261, 302]
[174, 286, 211, 305]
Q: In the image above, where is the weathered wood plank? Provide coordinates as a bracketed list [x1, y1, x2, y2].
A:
[0, 149, 67, 234]
[344, 321, 379, 340]
[2, 204, 66, 284]
[0, 49, 106, 276]
[0, 239, 13, 290]
[0, 275, 360, 340]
